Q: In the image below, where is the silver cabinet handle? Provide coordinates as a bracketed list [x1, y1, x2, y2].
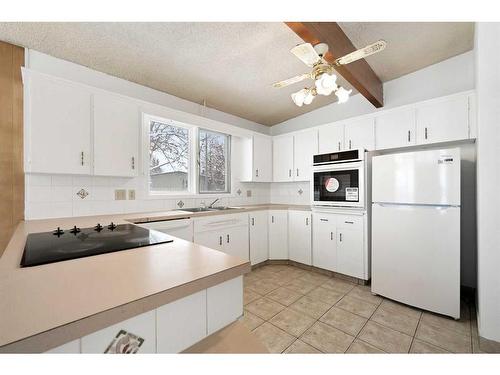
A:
[289, 169, 292, 177]
[330, 232, 333, 240]
[227, 234, 230, 243]
[131, 156, 135, 170]
[408, 130, 411, 142]
[219, 236, 222, 246]
[340, 232, 343, 242]
[320, 218, 328, 222]
[256, 169, 259, 177]
[251, 217, 255, 226]
[271, 215, 274, 223]
[296, 168, 299, 177]
[349, 140, 352, 149]
[81, 151, 84, 166]
[425, 127, 428, 140]
[345, 221, 354, 224]
[338, 141, 341, 151]
[306, 217, 309, 226]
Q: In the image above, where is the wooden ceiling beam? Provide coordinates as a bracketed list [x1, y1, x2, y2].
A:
[285, 22, 384, 108]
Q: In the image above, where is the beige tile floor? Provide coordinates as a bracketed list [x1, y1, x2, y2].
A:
[239, 264, 479, 354]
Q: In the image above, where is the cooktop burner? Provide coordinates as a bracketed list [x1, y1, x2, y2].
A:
[21, 223, 174, 267]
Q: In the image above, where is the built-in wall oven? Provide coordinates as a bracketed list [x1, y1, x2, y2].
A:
[311, 149, 366, 208]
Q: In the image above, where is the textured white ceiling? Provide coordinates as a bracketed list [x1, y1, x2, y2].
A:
[0, 22, 474, 125]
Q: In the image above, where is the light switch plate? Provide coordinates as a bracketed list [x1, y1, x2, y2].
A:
[128, 189, 136, 200]
[246, 190, 252, 197]
[115, 189, 126, 200]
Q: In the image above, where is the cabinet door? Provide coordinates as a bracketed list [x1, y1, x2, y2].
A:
[416, 96, 469, 145]
[336, 216, 364, 279]
[207, 277, 243, 335]
[344, 118, 375, 151]
[312, 213, 336, 271]
[93, 93, 139, 177]
[157, 290, 207, 353]
[224, 225, 249, 261]
[268, 210, 288, 259]
[288, 211, 312, 265]
[253, 135, 272, 182]
[193, 230, 224, 252]
[294, 129, 318, 181]
[81, 310, 156, 353]
[318, 123, 344, 153]
[27, 75, 92, 174]
[375, 108, 416, 150]
[273, 135, 294, 182]
[249, 211, 269, 265]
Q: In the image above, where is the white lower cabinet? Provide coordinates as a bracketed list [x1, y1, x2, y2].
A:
[288, 211, 312, 265]
[268, 210, 288, 260]
[249, 211, 269, 265]
[46, 339, 81, 353]
[156, 290, 207, 353]
[313, 211, 367, 279]
[207, 276, 243, 335]
[81, 310, 156, 353]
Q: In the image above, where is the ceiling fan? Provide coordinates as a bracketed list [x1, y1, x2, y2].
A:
[274, 40, 387, 107]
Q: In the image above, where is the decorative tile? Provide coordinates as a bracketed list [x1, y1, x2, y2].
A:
[346, 339, 385, 354]
[301, 322, 354, 353]
[358, 321, 412, 353]
[76, 188, 89, 199]
[320, 306, 367, 336]
[266, 287, 302, 306]
[307, 287, 344, 306]
[239, 310, 265, 331]
[284, 339, 321, 354]
[253, 322, 295, 353]
[289, 295, 331, 320]
[336, 296, 378, 318]
[245, 297, 286, 320]
[269, 308, 316, 337]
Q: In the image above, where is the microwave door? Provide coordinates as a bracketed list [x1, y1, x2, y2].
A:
[313, 169, 360, 203]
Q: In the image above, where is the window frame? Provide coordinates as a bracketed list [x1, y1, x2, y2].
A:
[197, 128, 231, 195]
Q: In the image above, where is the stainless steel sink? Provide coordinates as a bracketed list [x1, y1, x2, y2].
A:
[178, 206, 239, 212]
[208, 206, 239, 211]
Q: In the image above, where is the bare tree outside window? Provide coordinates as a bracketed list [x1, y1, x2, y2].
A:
[199, 129, 230, 193]
[149, 120, 190, 192]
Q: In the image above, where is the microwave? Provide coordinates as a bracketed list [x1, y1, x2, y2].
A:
[311, 149, 366, 208]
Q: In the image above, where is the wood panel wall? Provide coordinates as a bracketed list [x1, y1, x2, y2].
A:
[0, 41, 24, 255]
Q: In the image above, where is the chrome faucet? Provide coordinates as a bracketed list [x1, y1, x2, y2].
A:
[208, 198, 220, 208]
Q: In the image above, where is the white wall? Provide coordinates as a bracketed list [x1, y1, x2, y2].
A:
[271, 51, 475, 135]
[26, 50, 270, 136]
[475, 22, 500, 343]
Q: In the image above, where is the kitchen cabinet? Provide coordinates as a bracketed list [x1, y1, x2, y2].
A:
[318, 123, 344, 153]
[81, 310, 156, 353]
[416, 95, 469, 145]
[344, 118, 375, 151]
[293, 129, 318, 181]
[25, 73, 92, 175]
[249, 211, 269, 265]
[375, 108, 416, 150]
[288, 210, 312, 265]
[273, 135, 294, 182]
[206, 277, 243, 335]
[312, 213, 337, 272]
[336, 215, 365, 279]
[239, 135, 273, 182]
[93, 93, 140, 177]
[193, 213, 249, 261]
[156, 290, 207, 353]
[268, 210, 288, 259]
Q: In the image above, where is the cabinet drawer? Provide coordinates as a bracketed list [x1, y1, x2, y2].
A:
[336, 215, 363, 230]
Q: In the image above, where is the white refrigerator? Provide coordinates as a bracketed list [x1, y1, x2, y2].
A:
[371, 148, 461, 318]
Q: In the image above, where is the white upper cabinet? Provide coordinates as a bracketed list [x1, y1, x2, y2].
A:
[253, 135, 273, 182]
[416, 95, 469, 145]
[93, 93, 140, 177]
[344, 118, 375, 151]
[26, 74, 92, 175]
[375, 108, 416, 150]
[318, 123, 344, 153]
[273, 135, 294, 182]
[293, 129, 318, 181]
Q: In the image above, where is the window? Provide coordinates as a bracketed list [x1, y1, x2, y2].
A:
[149, 119, 190, 192]
[198, 129, 230, 193]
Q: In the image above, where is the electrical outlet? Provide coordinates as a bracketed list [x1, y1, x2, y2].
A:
[128, 189, 136, 200]
[115, 189, 126, 200]
[246, 190, 252, 197]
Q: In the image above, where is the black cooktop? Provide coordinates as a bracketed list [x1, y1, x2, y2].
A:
[21, 223, 174, 267]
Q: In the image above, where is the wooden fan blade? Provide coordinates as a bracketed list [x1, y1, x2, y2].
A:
[291, 43, 321, 67]
[273, 73, 311, 88]
[335, 40, 387, 66]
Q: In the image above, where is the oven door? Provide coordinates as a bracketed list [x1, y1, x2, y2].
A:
[312, 163, 364, 208]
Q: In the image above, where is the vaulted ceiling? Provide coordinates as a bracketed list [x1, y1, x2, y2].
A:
[0, 22, 474, 125]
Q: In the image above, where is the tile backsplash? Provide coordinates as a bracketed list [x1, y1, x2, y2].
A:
[25, 173, 274, 219]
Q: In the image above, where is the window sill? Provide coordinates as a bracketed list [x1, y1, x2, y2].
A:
[146, 192, 236, 200]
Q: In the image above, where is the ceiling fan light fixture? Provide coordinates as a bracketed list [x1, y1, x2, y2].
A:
[303, 89, 316, 105]
[335, 87, 352, 104]
[315, 73, 337, 96]
[291, 88, 308, 107]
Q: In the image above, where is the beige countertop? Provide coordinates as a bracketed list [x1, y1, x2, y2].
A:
[0, 203, 309, 352]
